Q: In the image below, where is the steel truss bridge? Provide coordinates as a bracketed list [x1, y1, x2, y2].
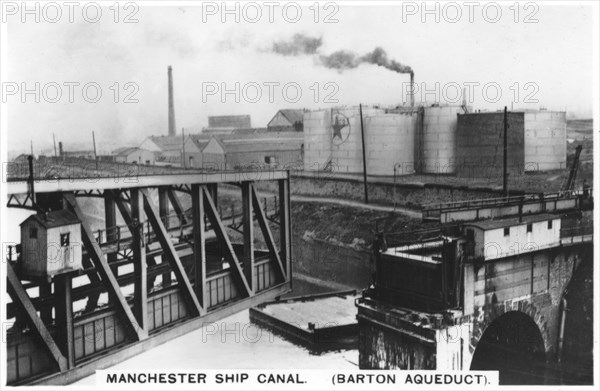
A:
[4, 170, 292, 385]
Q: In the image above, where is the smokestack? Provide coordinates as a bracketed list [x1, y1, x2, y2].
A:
[168, 65, 176, 136]
[27, 155, 35, 205]
[58, 141, 63, 157]
[409, 72, 415, 108]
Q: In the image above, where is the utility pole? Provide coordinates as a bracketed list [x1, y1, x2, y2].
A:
[503, 106, 508, 197]
[92, 131, 99, 171]
[30, 140, 34, 157]
[359, 104, 369, 204]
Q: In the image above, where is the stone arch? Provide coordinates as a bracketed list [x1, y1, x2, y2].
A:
[469, 310, 547, 385]
[469, 300, 550, 356]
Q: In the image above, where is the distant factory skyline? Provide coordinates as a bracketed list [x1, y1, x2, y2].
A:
[4, 3, 595, 153]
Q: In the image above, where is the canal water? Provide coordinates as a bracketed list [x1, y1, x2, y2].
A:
[72, 306, 359, 386]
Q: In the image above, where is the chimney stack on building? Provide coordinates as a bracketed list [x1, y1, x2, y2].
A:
[168, 65, 176, 136]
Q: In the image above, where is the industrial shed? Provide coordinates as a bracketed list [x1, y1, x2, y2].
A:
[19, 210, 83, 279]
[185, 136, 226, 169]
[113, 147, 156, 165]
[221, 132, 304, 170]
[140, 135, 202, 167]
[267, 109, 306, 131]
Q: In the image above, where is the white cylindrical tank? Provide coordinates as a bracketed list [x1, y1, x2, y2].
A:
[524, 111, 567, 171]
[329, 106, 384, 173]
[365, 113, 416, 176]
[421, 106, 462, 174]
[303, 109, 332, 171]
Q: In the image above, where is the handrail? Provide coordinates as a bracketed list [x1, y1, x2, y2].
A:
[422, 189, 592, 212]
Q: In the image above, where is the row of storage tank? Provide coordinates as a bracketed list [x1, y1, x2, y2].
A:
[303, 105, 567, 176]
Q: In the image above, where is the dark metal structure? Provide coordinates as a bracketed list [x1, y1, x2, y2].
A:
[564, 144, 583, 192]
[5, 170, 292, 385]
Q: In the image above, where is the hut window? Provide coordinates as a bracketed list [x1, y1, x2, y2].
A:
[548, 220, 553, 229]
[527, 224, 532, 233]
[60, 233, 70, 247]
[29, 227, 38, 239]
[503, 227, 510, 236]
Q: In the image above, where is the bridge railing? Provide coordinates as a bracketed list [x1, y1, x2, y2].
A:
[422, 189, 588, 214]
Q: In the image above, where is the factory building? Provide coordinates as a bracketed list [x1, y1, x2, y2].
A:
[185, 136, 226, 169]
[220, 131, 303, 170]
[112, 147, 156, 165]
[456, 111, 566, 177]
[267, 109, 306, 132]
[203, 115, 252, 135]
[140, 135, 202, 167]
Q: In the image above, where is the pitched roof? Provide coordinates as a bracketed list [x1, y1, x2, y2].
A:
[113, 146, 141, 156]
[146, 136, 186, 152]
[13, 154, 30, 162]
[21, 210, 80, 229]
[279, 109, 305, 125]
[188, 135, 225, 151]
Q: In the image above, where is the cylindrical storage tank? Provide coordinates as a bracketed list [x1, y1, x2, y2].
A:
[330, 106, 385, 173]
[523, 111, 567, 171]
[303, 109, 332, 171]
[365, 113, 416, 176]
[421, 106, 462, 174]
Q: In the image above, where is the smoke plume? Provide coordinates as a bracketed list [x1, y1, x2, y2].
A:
[271, 34, 412, 75]
[272, 34, 323, 56]
[361, 47, 413, 74]
[319, 50, 359, 71]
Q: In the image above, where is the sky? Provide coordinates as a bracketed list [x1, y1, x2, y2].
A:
[3, 1, 596, 155]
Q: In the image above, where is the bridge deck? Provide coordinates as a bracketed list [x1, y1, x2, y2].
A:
[6, 170, 289, 194]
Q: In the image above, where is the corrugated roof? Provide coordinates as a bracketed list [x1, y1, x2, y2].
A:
[463, 213, 558, 230]
[21, 210, 80, 229]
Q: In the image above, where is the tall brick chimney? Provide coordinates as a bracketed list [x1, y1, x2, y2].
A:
[168, 65, 176, 136]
